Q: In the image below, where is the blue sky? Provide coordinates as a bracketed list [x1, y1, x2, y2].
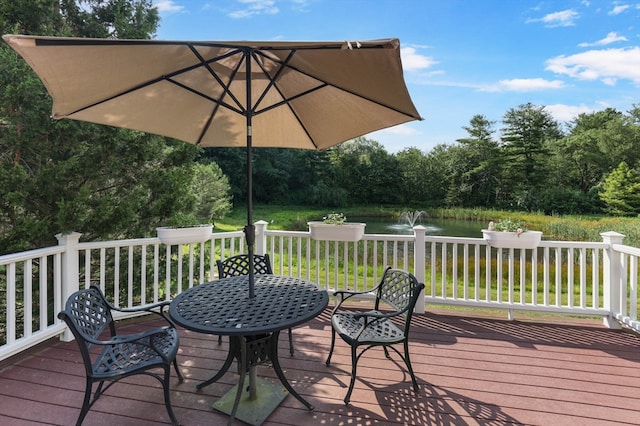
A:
[152, 0, 640, 153]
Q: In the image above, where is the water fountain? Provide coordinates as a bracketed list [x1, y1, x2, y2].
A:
[400, 210, 426, 227]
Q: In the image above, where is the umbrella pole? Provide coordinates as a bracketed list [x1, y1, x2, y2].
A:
[245, 48, 256, 300]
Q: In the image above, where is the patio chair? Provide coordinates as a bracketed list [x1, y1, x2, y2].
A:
[58, 285, 184, 426]
[216, 253, 274, 277]
[325, 267, 425, 404]
[216, 253, 296, 355]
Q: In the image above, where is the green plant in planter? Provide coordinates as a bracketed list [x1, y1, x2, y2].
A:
[323, 212, 347, 225]
[489, 218, 528, 235]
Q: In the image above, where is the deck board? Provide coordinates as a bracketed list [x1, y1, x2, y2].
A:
[2, 307, 640, 425]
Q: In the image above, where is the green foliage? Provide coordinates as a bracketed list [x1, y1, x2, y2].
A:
[491, 218, 527, 232]
[500, 103, 562, 210]
[322, 212, 347, 224]
[599, 161, 640, 216]
[0, 1, 208, 253]
[61, 0, 159, 39]
[191, 162, 232, 223]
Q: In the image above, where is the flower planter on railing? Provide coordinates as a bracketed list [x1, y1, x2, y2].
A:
[156, 224, 213, 245]
[308, 221, 366, 242]
[482, 230, 542, 249]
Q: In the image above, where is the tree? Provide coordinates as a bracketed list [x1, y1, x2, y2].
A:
[190, 162, 232, 223]
[330, 138, 403, 205]
[396, 147, 431, 204]
[0, 1, 206, 254]
[500, 103, 562, 210]
[599, 161, 640, 216]
[61, 0, 159, 39]
[420, 144, 453, 207]
[450, 115, 502, 207]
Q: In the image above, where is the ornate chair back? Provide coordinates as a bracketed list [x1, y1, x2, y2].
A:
[217, 253, 273, 278]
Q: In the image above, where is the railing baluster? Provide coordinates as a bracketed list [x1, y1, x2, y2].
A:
[128, 245, 134, 308]
[39, 255, 48, 331]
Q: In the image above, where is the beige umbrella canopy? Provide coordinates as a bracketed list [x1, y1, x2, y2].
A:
[3, 35, 422, 295]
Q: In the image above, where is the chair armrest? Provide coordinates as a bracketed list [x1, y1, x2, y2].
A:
[111, 300, 175, 326]
[333, 283, 381, 307]
[82, 325, 172, 346]
[111, 300, 170, 314]
[333, 289, 367, 302]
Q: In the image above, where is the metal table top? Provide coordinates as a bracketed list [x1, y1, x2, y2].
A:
[169, 275, 328, 336]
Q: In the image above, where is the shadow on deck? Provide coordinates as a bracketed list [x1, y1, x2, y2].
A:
[2, 307, 640, 425]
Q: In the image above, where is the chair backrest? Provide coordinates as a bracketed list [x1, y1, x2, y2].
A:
[57, 286, 116, 373]
[375, 267, 424, 321]
[217, 253, 273, 278]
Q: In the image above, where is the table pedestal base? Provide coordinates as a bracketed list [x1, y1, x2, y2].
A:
[212, 377, 288, 425]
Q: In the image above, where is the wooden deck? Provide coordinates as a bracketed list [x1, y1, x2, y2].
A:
[2, 306, 640, 426]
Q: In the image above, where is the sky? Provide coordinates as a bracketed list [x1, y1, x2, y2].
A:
[151, 0, 640, 153]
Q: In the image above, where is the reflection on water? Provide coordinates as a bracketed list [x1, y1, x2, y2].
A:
[349, 216, 482, 238]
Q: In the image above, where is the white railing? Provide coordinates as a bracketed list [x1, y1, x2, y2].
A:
[1, 222, 637, 362]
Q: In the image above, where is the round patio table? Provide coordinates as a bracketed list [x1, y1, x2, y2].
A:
[169, 274, 328, 425]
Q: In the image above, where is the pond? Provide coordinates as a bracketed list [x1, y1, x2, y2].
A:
[348, 216, 483, 238]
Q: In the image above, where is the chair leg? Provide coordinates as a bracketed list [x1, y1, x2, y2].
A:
[344, 345, 358, 405]
[76, 379, 93, 426]
[288, 328, 294, 356]
[404, 340, 420, 392]
[173, 358, 185, 382]
[162, 365, 180, 426]
[325, 328, 336, 365]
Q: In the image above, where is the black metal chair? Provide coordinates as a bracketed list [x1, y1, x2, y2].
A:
[325, 267, 425, 404]
[216, 253, 274, 277]
[58, 285, 184, 426]
[216, 253, 295, 355]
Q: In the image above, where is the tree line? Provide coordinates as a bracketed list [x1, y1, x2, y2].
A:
[207, 103, 640, 216]
[1, 1, 639, 255]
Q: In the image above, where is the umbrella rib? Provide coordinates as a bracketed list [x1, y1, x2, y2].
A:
[249, 49, 324, 148]
[250, 49, 296, 113]
[60, 44, 249, 118]
[187, 44, 246, 113]
[166, 78, 243, 116]
[196, 102, 222, 146]
[282, 62, 422, 120]
[184, 45, 252, 145]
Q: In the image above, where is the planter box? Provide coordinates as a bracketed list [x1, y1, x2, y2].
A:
[482, 230, 542, 249]
[308, 222, 366, 242]
[156, 224, 213, 245]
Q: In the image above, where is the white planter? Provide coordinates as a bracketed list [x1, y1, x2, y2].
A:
[482, 230, 542, 249]
[308, 222, 366, 242]
[156, 224, 213, 245]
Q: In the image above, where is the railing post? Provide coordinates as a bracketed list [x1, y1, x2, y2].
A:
[254, 220, 268, 256]
[413, 225, 426, 314]
[56, 232, 82, 341]
[601, 231, 625, 329]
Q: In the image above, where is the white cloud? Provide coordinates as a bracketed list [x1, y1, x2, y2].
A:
[228, 0, 279, 19]
[545, 104, 596, 122]
[527, 9, 580, 27]
[546, 47, 640, 85]
[377, 123, 421, 136]
[609, 4, 631, 15]
[578, 31, 628, 47]
[153, 0, 184, 13]
[480, 78, 566, 92]
[401, 47, 438, 72]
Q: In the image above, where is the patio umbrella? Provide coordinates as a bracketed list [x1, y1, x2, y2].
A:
[3, 35, 422, 297]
